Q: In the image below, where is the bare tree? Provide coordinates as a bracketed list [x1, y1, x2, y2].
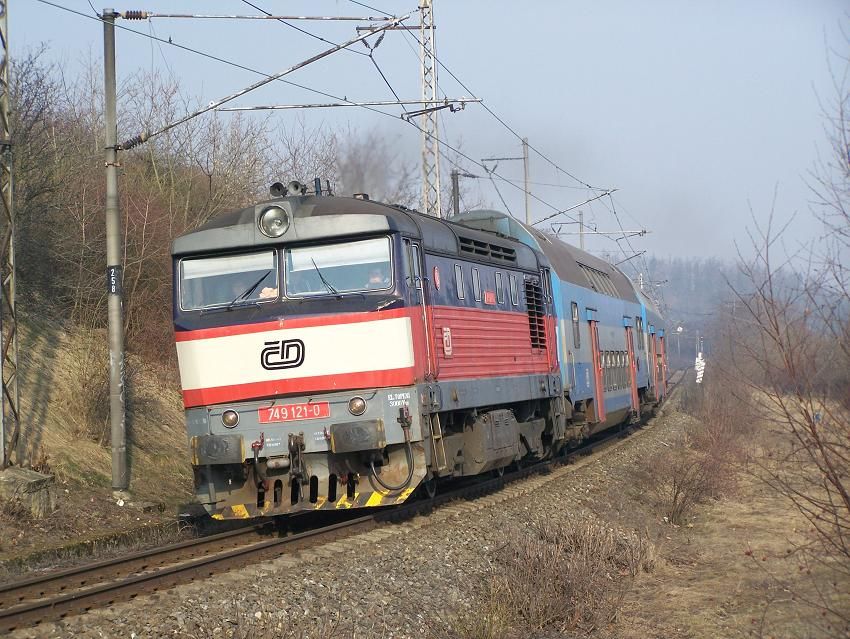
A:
[335, 124, 417, 206]
[716, 36, 850, 628]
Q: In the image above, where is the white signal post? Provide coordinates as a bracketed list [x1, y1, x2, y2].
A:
[695, 352, 706, 384]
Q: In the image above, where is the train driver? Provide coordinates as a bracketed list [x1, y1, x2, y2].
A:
[365, 265, 390, 289]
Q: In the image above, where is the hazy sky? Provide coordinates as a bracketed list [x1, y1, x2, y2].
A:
[17, 1, 849, 263]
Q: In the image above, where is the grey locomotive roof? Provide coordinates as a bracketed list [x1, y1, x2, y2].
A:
[172, 195, 542, 272]
[450, 209, 639, 303]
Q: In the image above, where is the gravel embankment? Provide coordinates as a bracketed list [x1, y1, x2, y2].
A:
[10, 394, 690, 639]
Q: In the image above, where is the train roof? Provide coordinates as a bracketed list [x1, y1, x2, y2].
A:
[636, 287, 663, 317]
[172, 195, 543, 272]
[450, 210, 639, 303]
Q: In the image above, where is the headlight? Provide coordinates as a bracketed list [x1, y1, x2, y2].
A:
[258, 206, 290, 238]
[348, 396, 367, 416]
[221, 410, 240, 428]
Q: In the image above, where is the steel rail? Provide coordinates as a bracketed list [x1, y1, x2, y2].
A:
[0, 368, 686, 633]
[0, 521, 280, 608]
[0, 516, 376, 633]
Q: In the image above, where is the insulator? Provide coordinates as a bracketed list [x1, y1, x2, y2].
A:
[122, 10, 148, 20]
[120, 131, 150, 150]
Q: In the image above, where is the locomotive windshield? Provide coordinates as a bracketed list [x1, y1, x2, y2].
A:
[179, 251, 278, 310]
[285, 237, 392, 297]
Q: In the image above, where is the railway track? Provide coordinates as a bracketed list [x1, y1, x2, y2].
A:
[0, 369, 687, 634]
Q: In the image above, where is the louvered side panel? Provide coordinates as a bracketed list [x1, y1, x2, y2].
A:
[430, 306, 550, 380]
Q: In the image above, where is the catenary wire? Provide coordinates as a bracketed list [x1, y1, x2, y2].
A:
[346, 0, 608, 192]
[346, 0, 661, 262]
[238, 0, 372, 57]
[36, 0, 622, 236]
[355, 0, 655, 283]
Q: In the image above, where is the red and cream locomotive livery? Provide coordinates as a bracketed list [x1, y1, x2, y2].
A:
[172, 185, 562, 519]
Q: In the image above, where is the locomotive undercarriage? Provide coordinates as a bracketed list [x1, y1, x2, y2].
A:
[191, 377, 656, 520]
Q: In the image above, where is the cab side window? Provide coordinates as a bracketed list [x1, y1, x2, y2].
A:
[472, 268, 481, 302]
[404, 240, 423, 302]
[454, 264, 465, 300]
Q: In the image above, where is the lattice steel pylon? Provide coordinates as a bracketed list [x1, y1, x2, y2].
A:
[419, 0, 442, 218]
[0, 0, 20, 469]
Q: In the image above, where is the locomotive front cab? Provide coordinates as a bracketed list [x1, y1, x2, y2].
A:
[172, 195, 429, 519]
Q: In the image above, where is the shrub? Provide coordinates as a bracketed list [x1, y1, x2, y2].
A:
[448, 516, 655, 638]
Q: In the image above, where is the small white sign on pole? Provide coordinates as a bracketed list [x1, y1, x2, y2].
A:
[694, 352, 706, 384]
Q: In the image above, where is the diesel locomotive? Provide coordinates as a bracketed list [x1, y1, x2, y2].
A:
[172, 183, 668, 519]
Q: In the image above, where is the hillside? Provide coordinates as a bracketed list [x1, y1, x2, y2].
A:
[0, 315, 191, 561]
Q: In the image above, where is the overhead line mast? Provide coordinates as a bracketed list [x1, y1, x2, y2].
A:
[0, 0, 20, 469]
[419, 0, 441, 217]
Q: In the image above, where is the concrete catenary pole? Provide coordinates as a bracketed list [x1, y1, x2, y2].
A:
[103, 9, 128, 496]
[522, 137, 530, 224]
[578, 210, 585, 250]
[451, 169, 460, 217]
[0, 0, 21, 469]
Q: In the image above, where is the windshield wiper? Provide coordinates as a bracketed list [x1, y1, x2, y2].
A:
[227, 270, 271, 309]
[311, 259, 341, 297]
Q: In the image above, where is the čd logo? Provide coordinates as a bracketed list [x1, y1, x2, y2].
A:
[261, 339, 305, 370]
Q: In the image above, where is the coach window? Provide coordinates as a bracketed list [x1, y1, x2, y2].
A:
[472, 268, 481, 302]
[508, 274, 519, 305]
[640, 318, 645, 348]
[454, 264, 465, 300]
[614, 351, 623, 389]
[620, 352, 626, 388]
[571, 302, 580, 348]
[603, 351, 608, 389]
[496, 272, 505, 304]
[635, 317, 642, 350]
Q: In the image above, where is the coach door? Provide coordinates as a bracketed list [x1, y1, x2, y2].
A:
[649, 325, 659, 400]
[624, 318, 640, 416]
[658, 330, 668, 399]
[587, 309, 606, 423]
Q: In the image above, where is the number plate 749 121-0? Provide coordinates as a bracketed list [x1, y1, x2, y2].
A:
[258, 402, 330, 424]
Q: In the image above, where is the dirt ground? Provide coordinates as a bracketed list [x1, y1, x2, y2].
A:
[614, 424, 849, 638]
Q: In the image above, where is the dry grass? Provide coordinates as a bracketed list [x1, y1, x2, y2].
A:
[643, 436, 725, 526]
[620, 454, 850, 639]
[0, 316, 192, 564]
[16, 317, 191, 503]
[640, 378, 747, 526]
[447, 516, 656, 638]
[0, 496, 35, 527]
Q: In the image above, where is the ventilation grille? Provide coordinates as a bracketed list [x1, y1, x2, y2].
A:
[577, 262, 619, 297]
[459, 236, 517, 263]
[525, 279, 547, 350]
